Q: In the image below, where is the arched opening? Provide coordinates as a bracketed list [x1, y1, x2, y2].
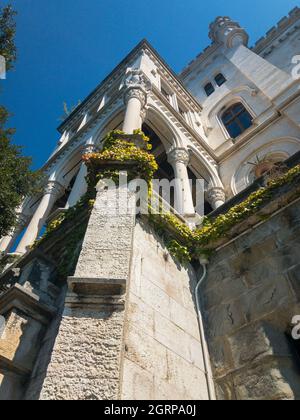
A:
[142, 123, 176, 208]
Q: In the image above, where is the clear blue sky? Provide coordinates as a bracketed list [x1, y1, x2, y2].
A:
[1, 0, 299, 169]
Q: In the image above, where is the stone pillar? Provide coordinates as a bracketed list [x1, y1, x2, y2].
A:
[66, 144, 95, 208]
[39, 181, 137, 400]
[15, 181, 65, 255]
[207, 187, 226, 210]
[0, 214, 29, 254]
[122, 69, 148, 134]
[168, 148, 195, 217]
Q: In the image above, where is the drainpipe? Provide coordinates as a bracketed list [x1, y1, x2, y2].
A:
[195, 258, 216, 400]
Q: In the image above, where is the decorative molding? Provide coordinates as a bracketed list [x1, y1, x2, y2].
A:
[207, 187, 226, 206]
[253, 7, 300, 56]
[168, 148, 190, 166]
[124, 87, 148, 109]
[82, 143, 96, 155]
[44, 181, 65, 198]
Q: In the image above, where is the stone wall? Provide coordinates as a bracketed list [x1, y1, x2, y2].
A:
[32, 185, 210, 400]
[201, 197, 300, 400]
[121, 220, 210, 400]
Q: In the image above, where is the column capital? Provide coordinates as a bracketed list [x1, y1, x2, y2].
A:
[82, 143, 96, 155]
[44, 181, 65, 198]
[207, 187, 226, 208]
[123, 69, 150, 108]
[167, 148, 190, 166]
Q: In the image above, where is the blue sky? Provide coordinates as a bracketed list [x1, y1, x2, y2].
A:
[1, 0, 299, 169]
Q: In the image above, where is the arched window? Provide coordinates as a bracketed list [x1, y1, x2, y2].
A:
[222, 103, 253, 139]
[204, 82, 215, 97]
[215, 73, 226, 87]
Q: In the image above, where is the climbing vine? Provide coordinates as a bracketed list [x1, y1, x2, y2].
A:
[32, 128, 300, 268]
[83, 130, 158, 189]
[149, 164, 300, 264]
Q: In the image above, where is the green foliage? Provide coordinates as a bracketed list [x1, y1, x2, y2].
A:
[0, 107, 42, 237]
[166, 240, 191, 264]
[0, 4, 17, 71]
[34, 192, 95, 247]
[83, 130, 158, 187]
[0, 5, 42, 238]
[149, 164, 300, 263]
[55, 221, 88, 278]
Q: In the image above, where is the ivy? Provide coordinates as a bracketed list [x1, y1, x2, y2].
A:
[31, 128, 300, 268]
[83, 130, 158, 188]
[149, 164, 300, 263]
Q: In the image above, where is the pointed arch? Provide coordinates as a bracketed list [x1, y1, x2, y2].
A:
[187, 145, 224, 189]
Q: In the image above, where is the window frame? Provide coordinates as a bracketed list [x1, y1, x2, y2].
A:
[214, 73, 227, 87]
[221, 102, 254, 139]
[204, 82, 215, 97]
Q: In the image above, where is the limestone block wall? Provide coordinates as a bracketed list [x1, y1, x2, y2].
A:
[37, 188, 136, 400]
[120, 220, 210, 400]
[201, 198, 300, 400]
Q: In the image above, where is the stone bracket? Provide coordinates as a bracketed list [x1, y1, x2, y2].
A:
[67, 277, 127, 297]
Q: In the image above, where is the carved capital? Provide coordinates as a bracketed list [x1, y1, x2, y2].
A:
[207, 187, 226, 207]
[124, 87, 147, 108]
[168, 148, 190, 166]
[123, 69, 150, 108]
[44, 181, 65, 198]
[82, 143, 96, 155]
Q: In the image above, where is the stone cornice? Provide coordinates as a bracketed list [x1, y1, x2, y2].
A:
[253, 7, 300, 56]
[58, 39, 203, 134]
[43, 93, 124, 175]
[180, 7, 300, 80]
[180, 43, 220, 80]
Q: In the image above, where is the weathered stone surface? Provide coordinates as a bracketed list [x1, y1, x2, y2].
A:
[40, 307, 125, 400]
[75, 188, 136, 280]
[233, 358, 300, 400]
[228, 322, 292, 369]
[36, 187, 136, 400]
[201, 198, 300, 400]
[121, 220, 210, 400]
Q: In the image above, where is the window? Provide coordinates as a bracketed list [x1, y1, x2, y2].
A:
[204, 82, 215, 97]
[215, 73, 226, 87]
[221, 103, 253, 139]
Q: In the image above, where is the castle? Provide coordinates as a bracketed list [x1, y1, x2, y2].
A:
[0, 8, 300, 400]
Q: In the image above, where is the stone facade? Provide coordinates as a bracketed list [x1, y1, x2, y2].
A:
[201, 198, 300, 400]
[1, 6, 300, 401]
[30, 184, 209, 400]
[121, 220, 209, 400]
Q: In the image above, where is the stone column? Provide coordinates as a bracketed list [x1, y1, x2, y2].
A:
[66, 144, 96, 208]
[122, 70, 148, 134]
[15, 181, 65, 254]
[39, 180, 137, 400]
[168, 148, 195, 217]
[0, 214, 29, 254]
[207, 187, 226, 210]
